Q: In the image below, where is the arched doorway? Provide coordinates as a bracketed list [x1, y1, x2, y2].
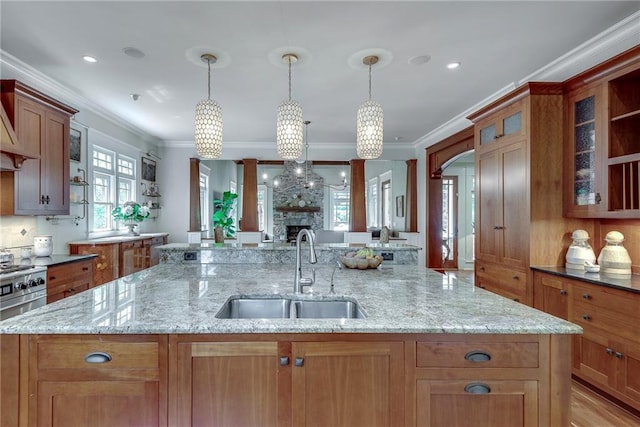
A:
[426, 126, 474, 270]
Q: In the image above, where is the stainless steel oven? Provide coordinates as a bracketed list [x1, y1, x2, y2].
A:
[0, 265, 47, 321]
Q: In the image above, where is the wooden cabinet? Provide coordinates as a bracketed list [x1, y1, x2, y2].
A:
[170, 335, 405, 427]
[409, 334, 570, 427]
[120, 240, 145, 277]
[46, 258, 94, 303]
[70, 235, 167, 286]
[564, 46, 640, 218]
[0, 80, 78, 215]
[291, 341, 404, 427]
[533, 270, 640, 411]
[70, 242, 119, 286]
[24, 334, 167, 427]
[469, 83, 572, 306]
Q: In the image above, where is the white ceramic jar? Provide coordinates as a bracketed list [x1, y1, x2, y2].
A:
[33, 235, 53, 257]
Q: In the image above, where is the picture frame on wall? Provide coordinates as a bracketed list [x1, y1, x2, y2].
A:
[70, 129, 81, 162]
[396, 195, 405, 217]
[141, 157, 156, 182]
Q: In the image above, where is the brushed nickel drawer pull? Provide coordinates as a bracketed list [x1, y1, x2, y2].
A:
[615, 352, 624, 359]
[294, 357, 304, 367]
[464, 383, 491, 394]
[582, 314, 591, 321]
[464, 350, 491, 362]
[606, 348, 614, 356]
[84, 352, 112, 364]
[560, 290, 567, 296]
[582, 293, 591, 300]
[280, 356, 289, 366]
[512, 275, 519, 280]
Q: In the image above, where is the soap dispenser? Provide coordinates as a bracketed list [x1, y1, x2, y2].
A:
[597, 231, 632, 276]
[565, 229, 596, 271]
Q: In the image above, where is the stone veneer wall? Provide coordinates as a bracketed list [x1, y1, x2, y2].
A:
[272, 162, 325, 242]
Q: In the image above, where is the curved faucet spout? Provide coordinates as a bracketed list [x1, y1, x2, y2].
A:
[294, 229, 317, 294]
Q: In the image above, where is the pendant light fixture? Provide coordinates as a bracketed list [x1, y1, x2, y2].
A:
[356, 55, 383, 159]
[276, 53, 304, 160]
[194, 53, 223, 159]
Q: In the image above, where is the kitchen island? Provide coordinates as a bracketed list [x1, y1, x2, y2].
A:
[0, 264, 580, 426]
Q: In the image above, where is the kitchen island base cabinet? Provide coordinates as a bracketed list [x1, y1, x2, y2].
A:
[170, 336, 404, 427]
[23, 334, 167, 427]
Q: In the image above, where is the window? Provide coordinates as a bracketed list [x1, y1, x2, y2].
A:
[91, 146, 137, 232]
[200, 173, 209, 231]
[381, 179, 392, 227]
[257, 184, 267, 232]
[368, 177, 378, 227]
[330, 188, 350, 230]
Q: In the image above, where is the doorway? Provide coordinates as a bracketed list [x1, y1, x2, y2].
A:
[441, 176, 458, 269]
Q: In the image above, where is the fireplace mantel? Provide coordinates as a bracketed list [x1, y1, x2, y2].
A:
[275, 206, 321, 213]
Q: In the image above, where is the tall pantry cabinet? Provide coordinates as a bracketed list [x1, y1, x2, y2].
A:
[468, 83, 588, 306]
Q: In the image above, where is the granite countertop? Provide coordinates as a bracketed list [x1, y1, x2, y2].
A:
[160, 242, 420, 251]
[0, 264, 581, 335]
[67, 232, 169, 245]
[18, 254, 97, 267]
[532, 266, 640, 293]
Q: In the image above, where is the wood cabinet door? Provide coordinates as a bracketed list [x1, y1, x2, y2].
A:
[416, 379, 538, 427]
[499, 142, 527, 267]
[574, 332, 612, 388]
[41, 108, 70, 214]
[533, 273, 569, 320]
[120, 241, 146, 277]
[172, 341, 286, 427]
[69, 244, 119, 286]
[291, 341, 404, 427]
[476, 149, 501, 263]
[13, 94, 45, 213]
[37, 380, 160, 427]
[615, 340, 640, 405]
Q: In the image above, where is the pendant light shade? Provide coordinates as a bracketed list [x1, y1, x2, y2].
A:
[356, 55, 383, 159]
[277, 53, 304, 160]
[195, 54, 223, 159]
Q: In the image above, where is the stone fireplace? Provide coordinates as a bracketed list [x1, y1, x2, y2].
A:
[272, 162, 324, 242]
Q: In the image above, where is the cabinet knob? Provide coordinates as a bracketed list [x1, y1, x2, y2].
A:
[513, 298, 520, 302]
[606, 348, 614, 356]
[84, 352, 112, 364]
[512, 275, 519, 280]
[464, 350, 491, 363]
[493, 226, 504, 230]
[479, 266, 485, 272]
[582, 314, 591, 321]
[464, 383, 491, 394]
[40, 195, 46, 204]
[280, 356, 289, 366]
[82, 267, 89, 271]
[582, 293, 591, 300]
[45, 195, 50, 204]
[294, 357, 304, 367]
[595, 193, 602, 204]
[560, 289, 567, 296]
[615, 352, 624, 359]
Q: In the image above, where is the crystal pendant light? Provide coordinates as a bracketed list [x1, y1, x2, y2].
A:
[356, 55, 383, 159]
[276, 53, 304, 160]
[194, 54, 223, 159]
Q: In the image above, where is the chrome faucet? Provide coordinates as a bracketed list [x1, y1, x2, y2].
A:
[294, 229, 317, 294]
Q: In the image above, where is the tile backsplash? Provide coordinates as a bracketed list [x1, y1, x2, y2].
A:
[0, 216, 38, 255]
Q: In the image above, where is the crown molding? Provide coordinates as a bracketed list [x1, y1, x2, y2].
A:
[0, 49, 156, 141]
[413, 10, 640, 152]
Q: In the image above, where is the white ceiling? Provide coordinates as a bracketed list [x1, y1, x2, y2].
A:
[1, 1, 639, 158]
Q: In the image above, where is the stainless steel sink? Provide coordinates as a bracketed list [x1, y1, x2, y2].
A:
[293, 299, 366, 319]
[215, 297, 291, 319]
[215, 296, 366, 319]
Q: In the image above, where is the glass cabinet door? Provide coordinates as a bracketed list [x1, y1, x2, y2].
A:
[573, 95, 597, 206]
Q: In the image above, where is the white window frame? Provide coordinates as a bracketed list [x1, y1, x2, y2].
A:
[368, 177, 379, 228]
[200, 172, 209, 232]
[329, 188, 350, 231]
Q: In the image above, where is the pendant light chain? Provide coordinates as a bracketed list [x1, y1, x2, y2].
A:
[288, 58, 292, 101]
[207, 58, 211, 100]
[368, 62, 372, 101]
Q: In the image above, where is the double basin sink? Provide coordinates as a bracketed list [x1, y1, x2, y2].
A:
[215, 295, 366, 319]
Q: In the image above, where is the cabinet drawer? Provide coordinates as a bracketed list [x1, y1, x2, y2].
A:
[571, 283, 639, 319]
[417, 341, 539, 368]
[145, 236, 165, 246]
[476, 263, 527, 302]
[572, 301, 638, 344]
[36, 337, 160, 371]
[47, 260, 93, 286]
[121, 240, 143, 251]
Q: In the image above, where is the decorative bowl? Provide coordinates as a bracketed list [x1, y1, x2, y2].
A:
[341, 255, 383, 270]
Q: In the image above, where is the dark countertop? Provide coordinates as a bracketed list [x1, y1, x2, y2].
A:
[531, 266, 640, 294]
[18, 254, 97, 268]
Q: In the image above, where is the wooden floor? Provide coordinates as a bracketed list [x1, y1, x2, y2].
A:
[571, 380, 640, 427]
[446, 270, 640, 426]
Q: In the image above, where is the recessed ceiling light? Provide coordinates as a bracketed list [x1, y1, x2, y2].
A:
[447, 61, 461, 69]
[123, 47, 145, 59]
[408, 55, 431, 66]
[82, 55, 97, 63]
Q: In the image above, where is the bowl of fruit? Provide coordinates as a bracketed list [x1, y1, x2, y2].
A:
[341, 247, 383, 270]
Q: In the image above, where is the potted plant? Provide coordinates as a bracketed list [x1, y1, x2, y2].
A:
[112, 201, 150, 235]
[213, 191, 238, 243]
